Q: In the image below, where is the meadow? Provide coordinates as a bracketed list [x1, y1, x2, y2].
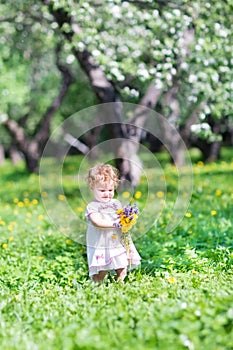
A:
[0, 148, 232, 350]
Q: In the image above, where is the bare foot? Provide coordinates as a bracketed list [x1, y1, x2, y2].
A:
[115, 267, 127, 283]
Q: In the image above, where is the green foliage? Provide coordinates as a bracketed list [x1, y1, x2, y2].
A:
[0, 150, 233, 349]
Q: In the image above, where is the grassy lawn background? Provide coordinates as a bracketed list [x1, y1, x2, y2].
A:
[0, 148, 232, 350]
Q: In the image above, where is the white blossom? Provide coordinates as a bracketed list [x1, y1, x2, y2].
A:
[211, 73, 219, 83]
[92, 49, 100, 57]
[66, 54, 75, 64]
[137, 67, 150, 80]
[188, 74, 198, 83]
[180, 62, 189, 71]
[173, 9, 181, 17]
[112, 5, 121, 19]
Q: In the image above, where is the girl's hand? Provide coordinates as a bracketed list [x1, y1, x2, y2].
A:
[89, 212, 117, 228]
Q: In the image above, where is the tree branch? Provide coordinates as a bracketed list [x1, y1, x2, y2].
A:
[64, 133, 90, 155]
[3, 118, 28, 153]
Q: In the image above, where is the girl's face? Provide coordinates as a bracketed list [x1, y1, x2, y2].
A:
[93, 181, 115, 203]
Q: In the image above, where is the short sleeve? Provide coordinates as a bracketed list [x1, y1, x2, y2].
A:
[85, 203, 98, 218]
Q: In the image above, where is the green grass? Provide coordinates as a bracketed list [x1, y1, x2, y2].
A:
[0, 149, 233, 350]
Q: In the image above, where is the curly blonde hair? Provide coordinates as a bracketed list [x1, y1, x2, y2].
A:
[86, 163, 119, 190]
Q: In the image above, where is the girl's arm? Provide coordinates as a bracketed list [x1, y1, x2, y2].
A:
[89, 212, 116, 228]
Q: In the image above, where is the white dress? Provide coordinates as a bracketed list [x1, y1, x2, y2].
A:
[86, 199, 141, 277]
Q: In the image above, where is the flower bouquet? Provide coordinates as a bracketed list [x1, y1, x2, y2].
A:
[114, 203, 139, 257]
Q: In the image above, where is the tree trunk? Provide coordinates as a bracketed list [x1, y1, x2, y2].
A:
[0, 144, 5, 165]
[206, 141, 221, 162]
[114, 84, 162, 187]
[206, 121, 221, 162]
[9, 145, 22, 165]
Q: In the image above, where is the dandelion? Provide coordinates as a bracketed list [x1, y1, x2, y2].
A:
[24, 198, 30, 206]
[168, 277, 176, 284]
[197, 161, 204, 167]
[211, 210, 217, 216]
[32, 199, 38, 205]
[9, 236, 14, 242]
[185, 212, 192, 218]
[58, 194, 66, 201]
[215, 189, 222, 196]
[157, 191, 164, 198]
[18, 201, 24, 207]
[77, 207, 84, 213]
[13, 198, 19, 204]
[2, 243, 7, 249]
[38, 215, 44, 221]
[66, 239, 72, 244]
[122, 191, 130, 198]
[134, 191, 142, 199]
[0, 220, 6, 225]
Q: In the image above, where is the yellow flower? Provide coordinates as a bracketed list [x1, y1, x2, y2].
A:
[0, 220, 6, 226]
[2, 243, 8, 249]
[24, 198, 30, 206]
[58, 194, 66, 201]
[38, 215, 44, 221]
[215, 189, 222, 196]
[122, 191, 130, 198]
[9, 236, 14, 241]
[66, 239, 72, 244]
[77, 207, 84, 213]
[13, 198, 19, 204]
[32, 199, 38, 205]
[168, 277, 176, 284]
[157, 191, 164, 198]
[197, 161, 204, 167]
[134, 191, 142, 199]
[185, 212, 192, 218]
[18, 201, 24, 207]
[116, 209, 123, 215]
[211, 210, 217, 216]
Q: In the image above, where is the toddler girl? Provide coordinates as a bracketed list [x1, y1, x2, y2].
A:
[85, 163, 141, 283]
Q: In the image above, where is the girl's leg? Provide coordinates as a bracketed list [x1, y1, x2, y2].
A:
[92, 270, 107, 283]
[115, 267, 127, 283]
